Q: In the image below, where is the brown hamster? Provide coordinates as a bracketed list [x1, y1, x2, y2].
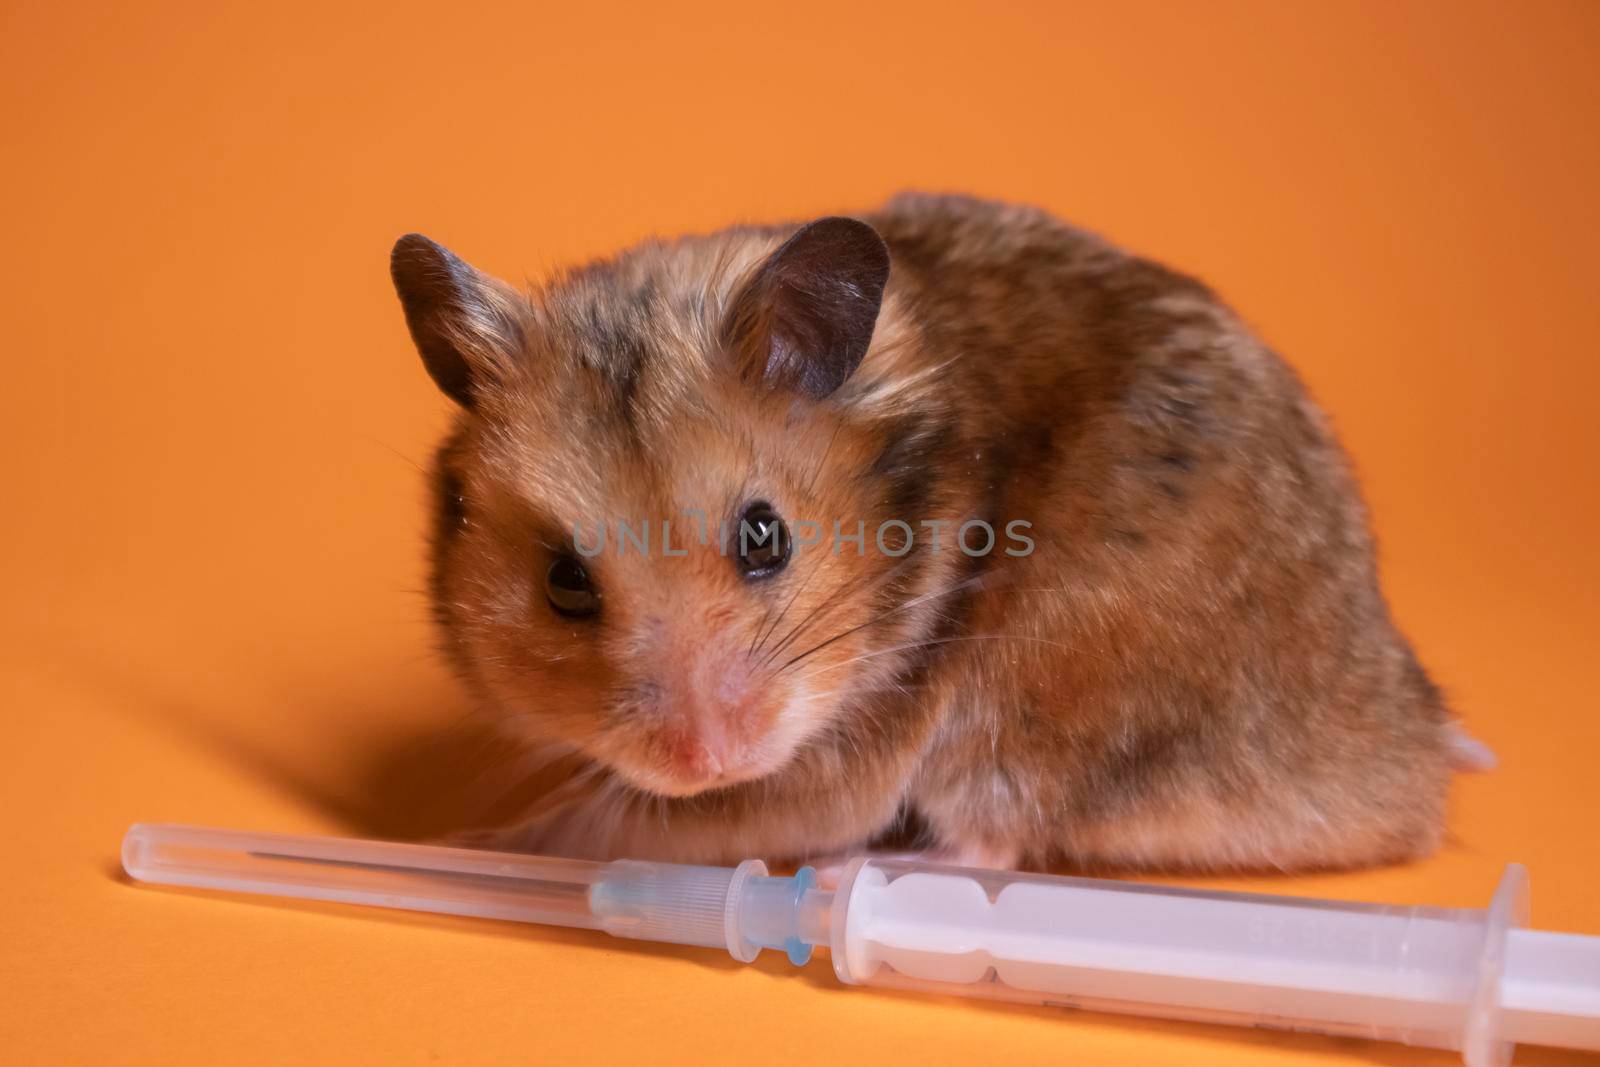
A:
[390, 192, 1489, 873]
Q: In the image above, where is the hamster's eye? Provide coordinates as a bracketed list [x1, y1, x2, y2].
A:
[736, 501, 789, 579]
[436, 468, 466, 532]
[546, 556, 600, 618]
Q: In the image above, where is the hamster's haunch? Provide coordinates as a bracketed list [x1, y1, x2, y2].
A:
[390, 193, 1479, 873]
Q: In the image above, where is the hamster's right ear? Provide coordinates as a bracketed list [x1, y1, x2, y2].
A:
[721, 217, 890, 400]
[390, 234, 528, 408]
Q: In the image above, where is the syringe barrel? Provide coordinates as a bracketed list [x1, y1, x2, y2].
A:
[829, 859, 1531, 1067]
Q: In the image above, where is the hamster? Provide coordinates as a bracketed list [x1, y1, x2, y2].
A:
[389, 192, 1488, 874]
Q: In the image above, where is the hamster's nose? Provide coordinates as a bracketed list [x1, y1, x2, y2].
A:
[642, 635, 776, 790]
[660, 727, 727, 782]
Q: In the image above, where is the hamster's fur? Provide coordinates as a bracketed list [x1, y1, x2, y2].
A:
[390, 193, 1483, 873]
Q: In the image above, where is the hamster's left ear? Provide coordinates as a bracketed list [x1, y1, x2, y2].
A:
[721, 216, 890, 400]
[390, 234, 528, 409]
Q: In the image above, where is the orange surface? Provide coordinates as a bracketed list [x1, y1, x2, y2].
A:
[2, 2, 1597, 1063]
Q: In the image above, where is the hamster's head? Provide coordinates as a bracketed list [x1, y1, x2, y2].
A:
[391, 219, 958, 798]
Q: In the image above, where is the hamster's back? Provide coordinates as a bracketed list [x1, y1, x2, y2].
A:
[866, 193, 1457, 871]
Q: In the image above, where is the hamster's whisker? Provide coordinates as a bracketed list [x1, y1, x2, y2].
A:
[759, 554, 923, 670]
[774, 568, 998, 675]
[754, 564, 868, 668]
[767, 552, 909, 660]
[750, 550, 826, 659]
[364, 435, 427, 474]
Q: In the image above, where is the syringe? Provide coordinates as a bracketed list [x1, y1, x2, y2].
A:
[121, 823, 1599, 1065]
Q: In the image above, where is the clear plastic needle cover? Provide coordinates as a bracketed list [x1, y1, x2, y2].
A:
[123, 824, 1600, 1067]
[122, 822, 608, 927]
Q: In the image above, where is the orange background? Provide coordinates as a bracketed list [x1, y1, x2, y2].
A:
[2, 2, 1597, 1064]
